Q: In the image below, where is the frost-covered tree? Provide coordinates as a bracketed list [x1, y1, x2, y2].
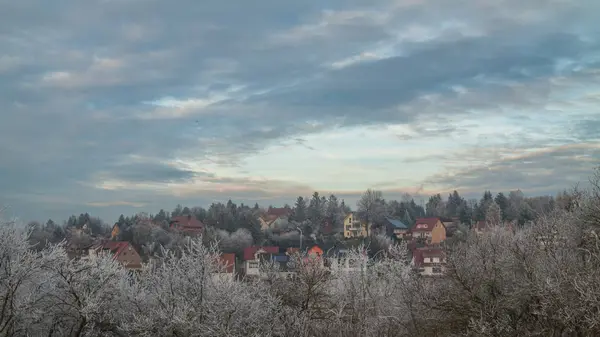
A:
[485, 200, 502, 226]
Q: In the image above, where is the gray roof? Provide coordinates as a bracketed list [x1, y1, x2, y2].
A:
[385, 217, 408, 229]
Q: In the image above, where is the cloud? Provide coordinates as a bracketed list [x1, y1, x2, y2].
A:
[1, 0, 599, 222]
[425, 143, 600, 196]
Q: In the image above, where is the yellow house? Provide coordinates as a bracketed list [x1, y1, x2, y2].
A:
[343, 213, 368, 239]
[411, 218, 446, 244]
[111, 223, 120, 240]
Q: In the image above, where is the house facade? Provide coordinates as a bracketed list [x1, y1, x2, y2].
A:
[411, 218, 446, 244]
[343, 212, 368, 238]
[242, 246, 280, 277]
[383, 217, 409, 239]
[258, 207, 292, 231]
[89, 241, 143, 270]
[213, 253, 236, 283]
[412, 246, 446, 276]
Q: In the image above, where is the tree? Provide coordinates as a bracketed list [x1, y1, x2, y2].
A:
[485, 201, 502, 226]
[402, 209, 414, 227]
[292, 196, 308, 222]
[41, 248, 131, 336]
[494, 192, 509, 220]
[446, 190, 464, 217]
[356, 189, 387, 236]
[307, 192, 325, 225]
[425, 194, 445, 217]
[122, 240, 280, 336]
[325, 194, 343, 229]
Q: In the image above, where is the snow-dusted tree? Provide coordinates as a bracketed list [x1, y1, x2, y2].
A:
[121, 239, 281, 337]
[485, 200, 502, 226]
[37, 246, 132, 336]
[323, 243, 419, 337]
[268, 252, 332, 320]
[213, 228, 254, 255]
[0, 219, 55, 335]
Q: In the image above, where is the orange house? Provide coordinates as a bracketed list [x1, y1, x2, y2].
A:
[111, 223, 120, 239]
[307, 245, 323, 257]
[411, 218, 446, 244]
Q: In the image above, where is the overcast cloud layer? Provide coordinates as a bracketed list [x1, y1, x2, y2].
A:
[1, 0, 599, 222]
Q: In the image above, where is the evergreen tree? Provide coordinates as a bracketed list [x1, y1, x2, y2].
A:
[308, 192, 325, 225]
[494, 193, 509, 220]
[402, 209, 413, 227]
[292, 196, 307, 222]
[426, 194, 444, 217]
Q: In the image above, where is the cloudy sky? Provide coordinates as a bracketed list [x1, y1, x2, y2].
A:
[1, 0, 599, 223]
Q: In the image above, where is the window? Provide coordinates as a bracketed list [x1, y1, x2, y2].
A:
[432, 257, 440, 263]
[424, 257, 430, 263]
[248, 261, 259, 269]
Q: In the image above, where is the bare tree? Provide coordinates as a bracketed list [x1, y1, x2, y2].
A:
[357, 189, 387, 237]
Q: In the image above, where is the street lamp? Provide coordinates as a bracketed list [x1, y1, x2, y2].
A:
[296, 226, 303, 251]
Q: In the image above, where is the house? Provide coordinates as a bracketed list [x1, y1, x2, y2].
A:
[307, 245, 324, 257]
[268, 253, 297, 279]
[343, 212, 368, 239]
[111, 223, 120, 239]
[169, 215, 204, 235]
[383, 217, 409, 239]
[412, 246, 446, 276]
[243, 246, 280, 277]
[89, 241, 142, 270]
[411, 217, 446, 244]
[258, 207, 292, 231]
[213, 253, 236, 282]
[441, 217, 460, 237]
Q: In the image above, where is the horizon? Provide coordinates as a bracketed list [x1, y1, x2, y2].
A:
[1, 1, 599, 223]
[2, 184, 584, 225]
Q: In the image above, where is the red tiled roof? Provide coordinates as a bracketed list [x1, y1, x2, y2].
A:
[243, 246, 279, 261]
[267, 207, 292, 217]
[170, 215, 204, 233]
[412, 217, 442, 232]
[92, 241, 142, 269]
[93, 241, 134, 259]
[218, 253, 236, 273]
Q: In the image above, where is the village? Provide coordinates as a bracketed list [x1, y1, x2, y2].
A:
[65, 206, 511, 280]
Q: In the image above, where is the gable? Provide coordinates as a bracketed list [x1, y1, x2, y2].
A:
[413, 217, 442, 231]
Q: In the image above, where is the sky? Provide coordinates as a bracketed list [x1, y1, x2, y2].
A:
[1, 0, 599, 223]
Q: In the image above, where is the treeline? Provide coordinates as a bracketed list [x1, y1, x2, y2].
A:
[1, 168, 600, 336]
[27, 188, 575, 259]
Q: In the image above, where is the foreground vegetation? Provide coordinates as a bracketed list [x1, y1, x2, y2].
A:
[1, 168, 599, 337]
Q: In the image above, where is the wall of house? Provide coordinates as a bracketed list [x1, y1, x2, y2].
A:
[430, 222, 446, 244]
[393, 229, 408, 239]
[421, 265, 445, 276]
[245, 260, 260, 276]
[117, 247, 142, 268]
[343, 214, 369, 238]
[259, 218, 270, 231]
